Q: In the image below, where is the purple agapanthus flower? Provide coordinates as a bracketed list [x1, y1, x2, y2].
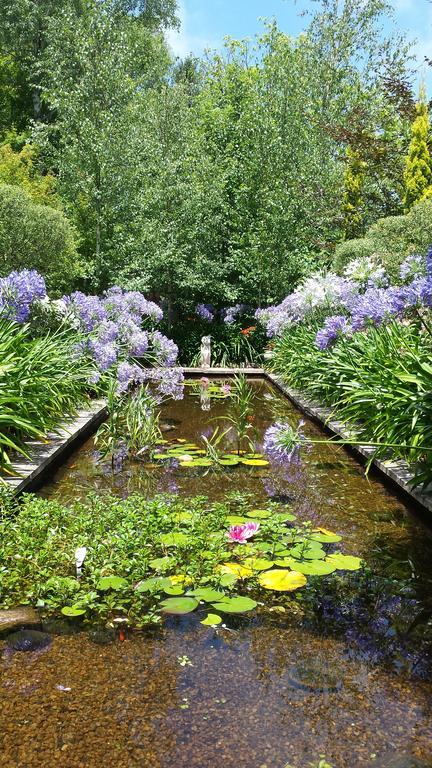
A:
[315, 315, 350, 350]
[264, 421, 306, 466]
[196, 303, 215, 322]
[400, 254, 424, 283]
[0, 269, 46, 323]
[151, 331, 179, 367]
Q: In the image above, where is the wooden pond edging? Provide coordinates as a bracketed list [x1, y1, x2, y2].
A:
[3, 400, 107, 496]
[266, 372, 432, 516]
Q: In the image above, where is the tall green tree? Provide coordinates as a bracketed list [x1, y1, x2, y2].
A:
[40, 0, 171, 288]
[403, 87, 432, 211]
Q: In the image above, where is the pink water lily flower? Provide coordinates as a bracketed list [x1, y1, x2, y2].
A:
[227, 522, 260, 544]
[221, 383, 231, 395]
[200, 376, 210, 388]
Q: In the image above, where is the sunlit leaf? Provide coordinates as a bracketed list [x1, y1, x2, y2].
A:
[243, 557, 275, 571]
[97, 576, 128, 591]
[246, 509, 271, 519]
[159, 597, 199, 615]
[211, 596, 257, 613]
[326, 553, 362, 571]
[200, 613, 223, 626]
[61, 605, 86, 617]
[289, 542, 326, 560]
[258, 569, 307, 591]
[219, 562, 254, 579]
[291, 560, 337, 576]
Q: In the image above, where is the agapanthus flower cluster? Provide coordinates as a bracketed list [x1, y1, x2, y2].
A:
[264, 421, 307, 466]
[195, 303, 215, 322]
[0, 269, 47, 323]
[400, 254, 425, 283]
[344, 256, 388, 289]
[222, 304, 249, 325]
[64, 287, 182, 396]
[315, 315, 351, 350]
[256, 272, 357, 337]
[344, 286, 406, 332]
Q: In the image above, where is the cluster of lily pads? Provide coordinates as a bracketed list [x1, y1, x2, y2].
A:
[122, 505, 361, 626]
[0, 491, 362, 628]
[152, 437, 270, 469]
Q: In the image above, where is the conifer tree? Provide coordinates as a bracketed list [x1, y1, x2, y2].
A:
[342, 146, 366, 240]
[403, 87, 432, 211]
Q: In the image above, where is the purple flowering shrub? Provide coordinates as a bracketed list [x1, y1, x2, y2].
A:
[62, 286, 184, 399]
[0, 270, 184, 401]
[257, 249, 432, 352]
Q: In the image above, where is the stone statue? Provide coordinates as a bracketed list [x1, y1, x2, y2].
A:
[200, 336, 211, 369]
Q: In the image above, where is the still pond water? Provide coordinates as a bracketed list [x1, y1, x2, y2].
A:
[1, 379, 432, 768]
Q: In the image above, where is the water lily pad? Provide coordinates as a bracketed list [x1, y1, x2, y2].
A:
[211, 596, 257, 613]
[311, 529, 342, 543]
[246, 509, 271, 519]
[61, 606, 86, 617]
[189, 458, 214, 467]
[219, 572, 238, 587]
[241, 459, 270, 467]
[225, 515, 249, 525]
[289, 542, 326, 560]
[276, 511, 297, 522]
[243, 557, 275, 571]
[153, 453, 170, 461]
[136, 576, 172, 593]
[161, 532, 189, 547]
[159, 597, 199, 615]
[243, 453, 265, 459]
[188, 587, 226, 602]
[326, 553, 362, 571]
[258, 569, 307, 591]
[200, 613, 223, 626]
[164, 585, 185, 595]
[97, 576, 128, 591]
[219, 562, 254, 579]
[290, 560, 337, 576]
[274, 557, 298, 568]
[219, 459, 240, 467]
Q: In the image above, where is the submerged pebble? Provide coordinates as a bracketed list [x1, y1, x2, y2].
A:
[89, 628, 116, 645]
[287, 658, 343, 694]
[376, 757, 432, 768]
[6, 630, 52, 653]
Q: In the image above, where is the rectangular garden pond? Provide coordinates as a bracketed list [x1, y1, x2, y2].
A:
[1, 378, 432, 768]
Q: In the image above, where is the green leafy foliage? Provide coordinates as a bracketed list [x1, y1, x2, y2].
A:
[0, 184, 80, 293]
[0, 320, 95, 471]
[271, 317, 432, 483]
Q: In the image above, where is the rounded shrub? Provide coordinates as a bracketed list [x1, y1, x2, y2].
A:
[333, 199, 432, 281]
[0, 184, 81, 293]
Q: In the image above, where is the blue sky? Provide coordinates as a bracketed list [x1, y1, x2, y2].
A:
[166, 0, 432, 92]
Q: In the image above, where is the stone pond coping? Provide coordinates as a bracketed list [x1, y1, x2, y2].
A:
[2, 400, 107, 496]
[266, 372, 432, 516]
[2, 369, 432, 516]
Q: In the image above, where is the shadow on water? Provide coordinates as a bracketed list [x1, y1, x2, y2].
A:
[1, 379, 432, 768]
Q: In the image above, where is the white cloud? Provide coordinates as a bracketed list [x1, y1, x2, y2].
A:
[165, 1, 219, 58]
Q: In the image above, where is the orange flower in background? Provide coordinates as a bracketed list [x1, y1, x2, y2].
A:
[241, 326, 256, 336]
